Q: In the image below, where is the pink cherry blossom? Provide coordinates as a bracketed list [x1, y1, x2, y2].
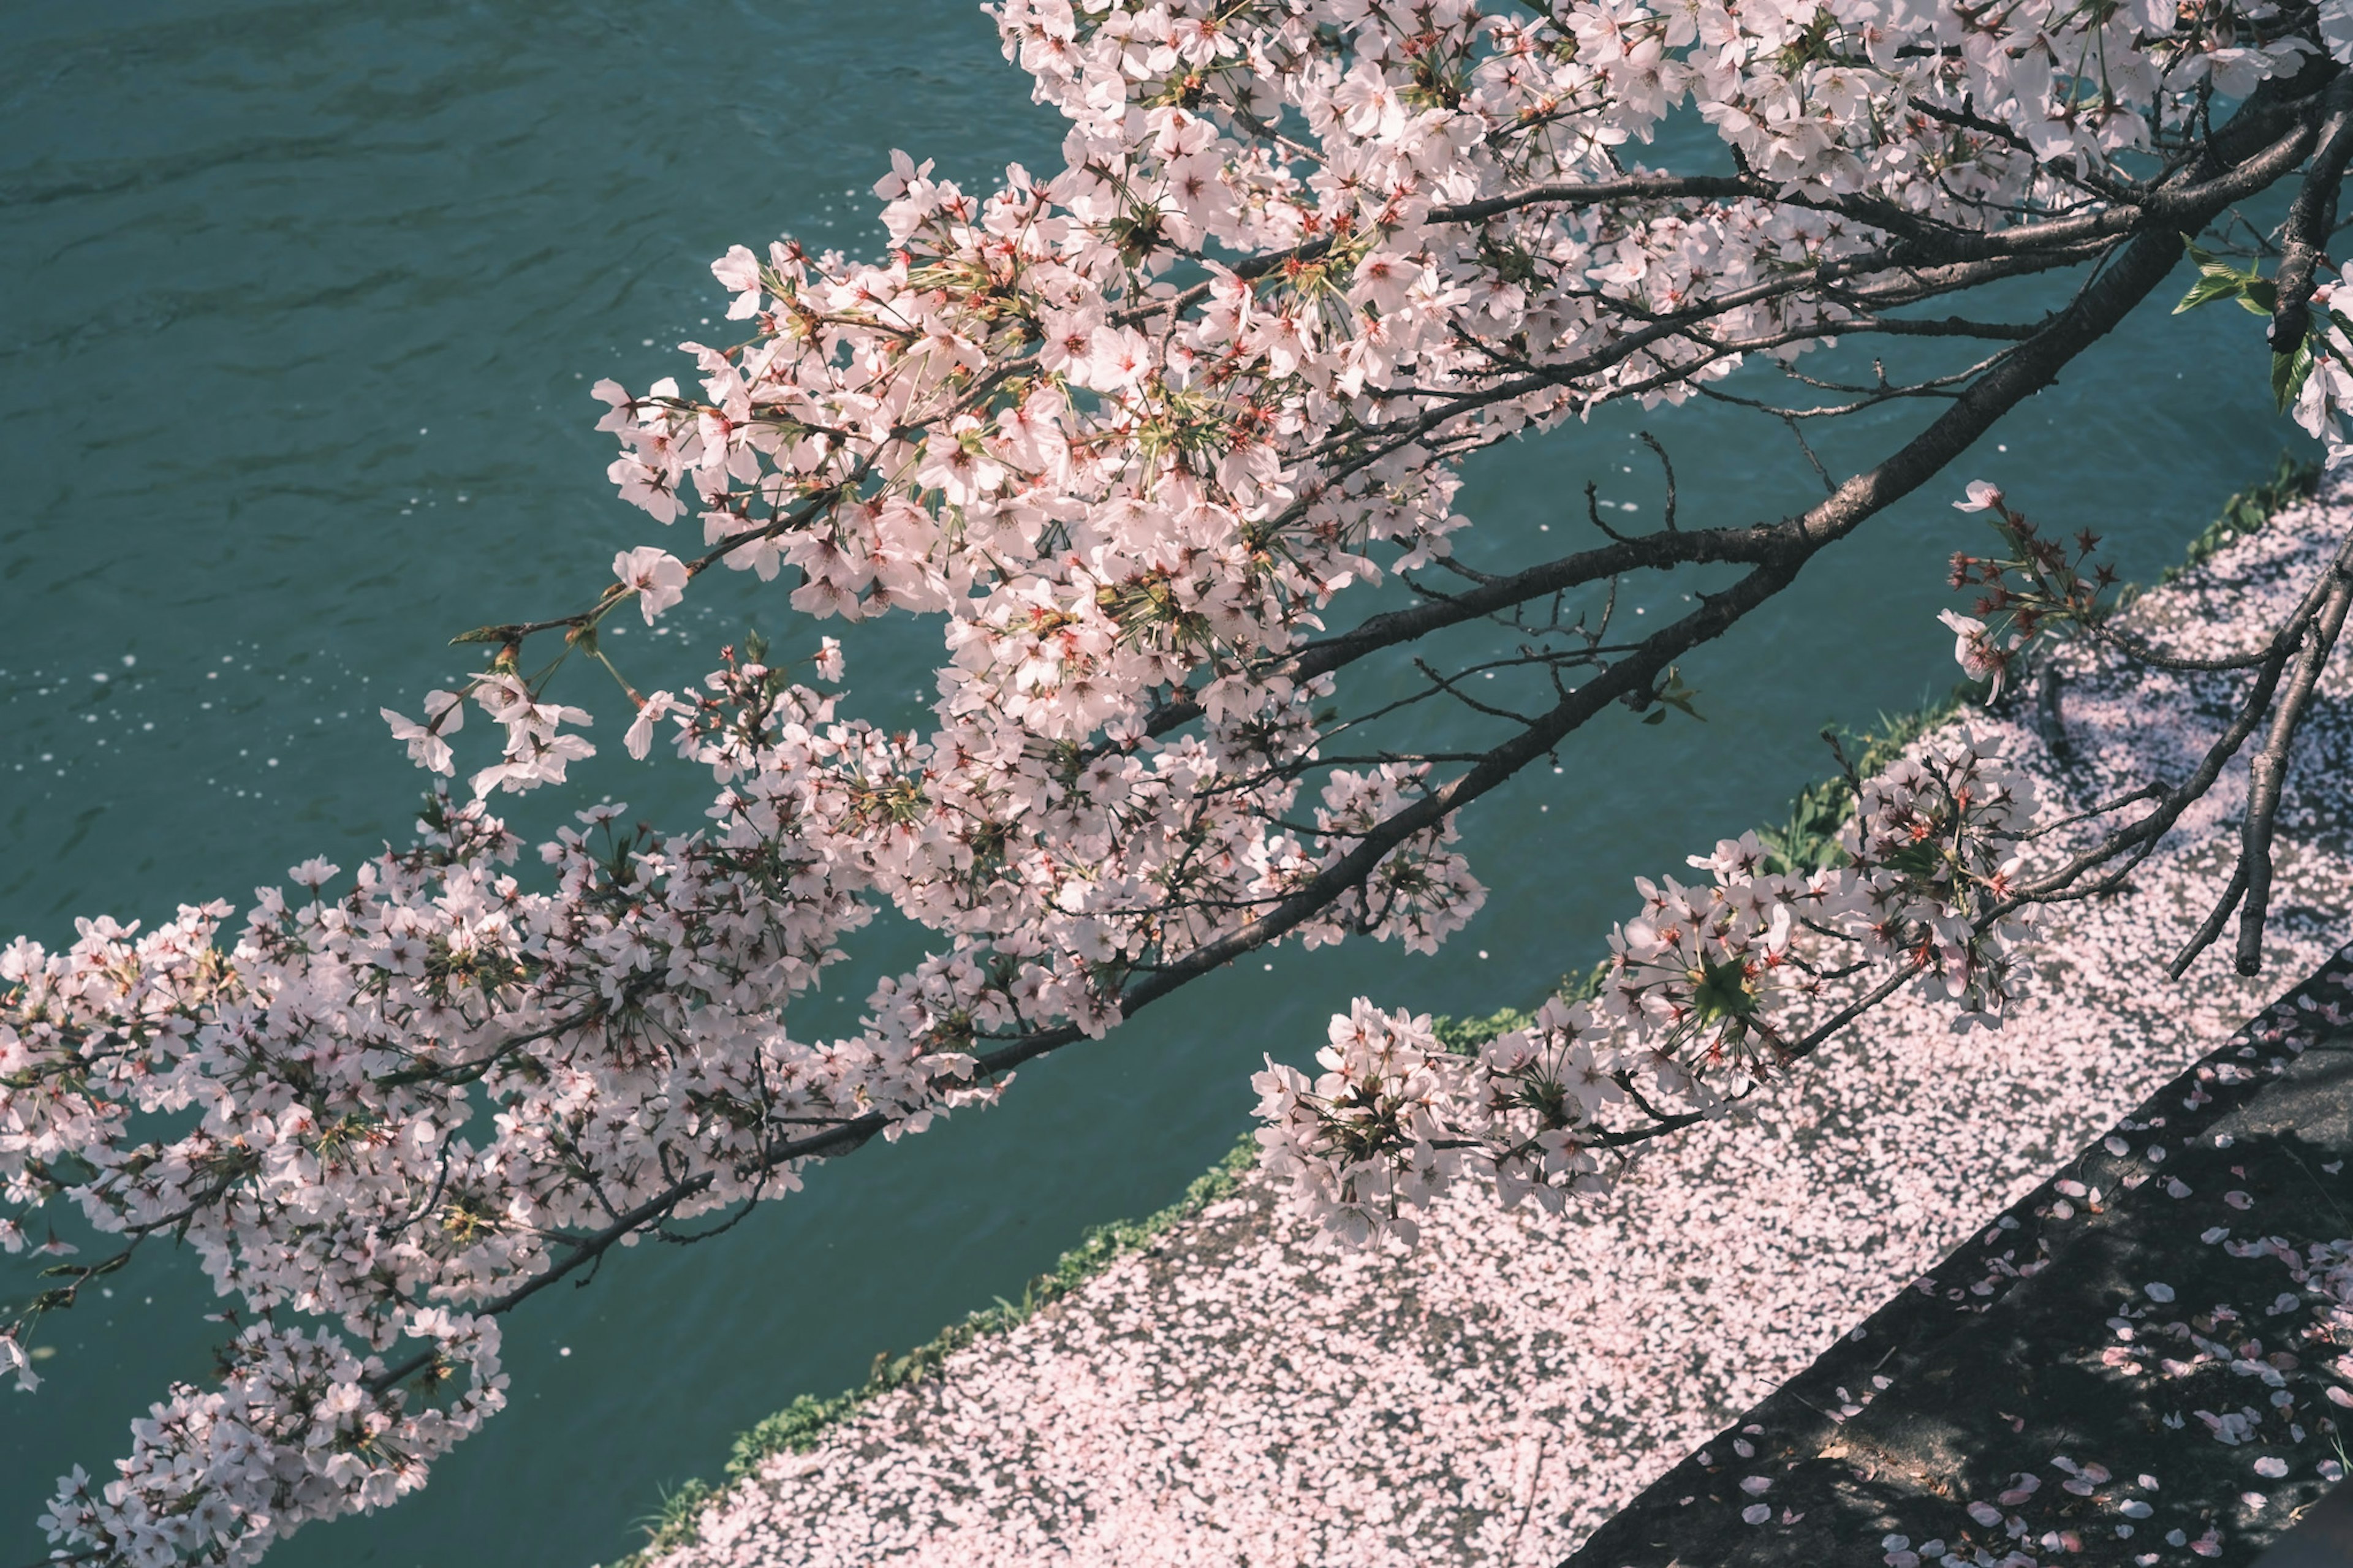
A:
[615, 545, 691, 624]
[8, 4, 2351, 1562]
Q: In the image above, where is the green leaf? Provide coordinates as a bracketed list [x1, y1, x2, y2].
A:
[1882, 838, 1947, 880]
[2273, 338, 2316, 414]
[1690, 955, 1759, 1023]
[1651, 664, 1706, 722]
[2172, 271, 2245, 314]
[2172, 241, 2281, 317]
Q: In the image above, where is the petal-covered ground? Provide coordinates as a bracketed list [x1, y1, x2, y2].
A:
[1564, 950, 2353, 1567]
[647, 492, 2353, 1568]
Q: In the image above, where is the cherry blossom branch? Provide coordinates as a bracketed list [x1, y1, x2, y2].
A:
[20, 9, 2353, 1561]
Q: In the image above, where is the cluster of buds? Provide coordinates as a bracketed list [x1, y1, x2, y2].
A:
[1939, 481, 2120, 699]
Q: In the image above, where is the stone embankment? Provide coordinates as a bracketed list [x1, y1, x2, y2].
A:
[643, 487, 2353, 1568]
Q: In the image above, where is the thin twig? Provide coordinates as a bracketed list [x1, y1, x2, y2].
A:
[2234, 565, 2353, 972]
[2169, 855, 2250, 979]
[1639, 430, 1679, 532]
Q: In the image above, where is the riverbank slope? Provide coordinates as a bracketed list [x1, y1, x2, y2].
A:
[634, 478, 2353, 1568]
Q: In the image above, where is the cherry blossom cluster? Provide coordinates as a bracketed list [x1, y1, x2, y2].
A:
[2284, 280, 2353, 464]
[1253, 738, 2038, 1243]
[36, 1319, 506, 1566]
[6, 0, 2346, 1560]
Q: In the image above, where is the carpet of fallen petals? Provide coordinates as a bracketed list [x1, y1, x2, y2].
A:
[645, 492, 2353, 1568]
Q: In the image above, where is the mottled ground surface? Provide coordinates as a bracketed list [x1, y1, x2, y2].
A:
[646, 492, 2353, 1568]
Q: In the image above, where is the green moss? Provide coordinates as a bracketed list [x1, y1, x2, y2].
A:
[627, 1480, 718, 1564]
[604, 453, 2322, 1565]
[2157, 451, 2318, 588]
[1432, 1006, 1536, 1052]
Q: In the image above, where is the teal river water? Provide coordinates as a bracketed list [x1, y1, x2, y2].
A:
[0, 5, 2314, 1564]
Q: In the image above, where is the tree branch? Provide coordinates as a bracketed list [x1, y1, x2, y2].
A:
[2271, 72, 2353, 354]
